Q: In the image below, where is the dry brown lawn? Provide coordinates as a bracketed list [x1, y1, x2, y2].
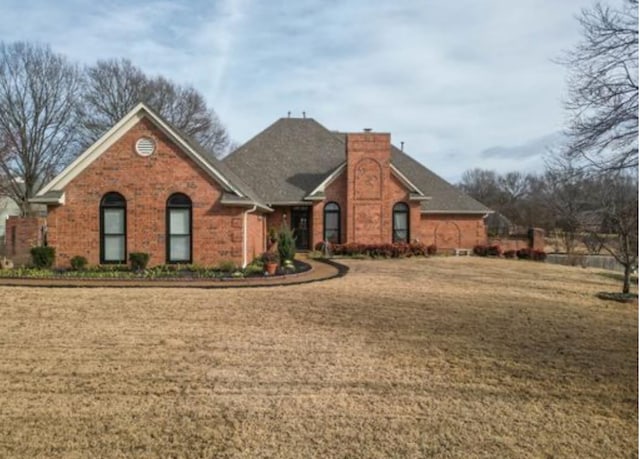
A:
[0, 257, 636, 458]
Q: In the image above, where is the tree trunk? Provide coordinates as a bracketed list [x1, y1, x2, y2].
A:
[19, 198, 31, 217]
[623, 264, 631, 294]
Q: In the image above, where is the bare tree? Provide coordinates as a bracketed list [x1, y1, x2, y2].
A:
[0, 42, 82, 215]
[590, 173, 638, 293]
[560, 0, 638, 171]
[81, 59, 230, 156]
[459, 168, 556, 232]
[543, 165, 591, 254]
[459, 169, 504, 205]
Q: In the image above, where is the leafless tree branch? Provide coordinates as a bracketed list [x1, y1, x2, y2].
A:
[79, 59, 230, 157]
[0, 42, 82, 215]
[558, 0, 638, 172]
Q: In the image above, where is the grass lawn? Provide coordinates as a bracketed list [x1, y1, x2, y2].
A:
[0, 257, 636, 458]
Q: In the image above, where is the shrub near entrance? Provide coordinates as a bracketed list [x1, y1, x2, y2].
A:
[30, 246, 55, 268]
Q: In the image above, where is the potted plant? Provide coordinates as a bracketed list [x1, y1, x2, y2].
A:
[261, 251, 279, 275]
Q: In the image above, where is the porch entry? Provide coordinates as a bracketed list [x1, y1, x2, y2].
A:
[290, 206, 310, 250]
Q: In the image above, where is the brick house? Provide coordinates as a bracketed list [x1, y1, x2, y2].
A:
[31, 103, 490, 268]
[224, 115, 491, 254]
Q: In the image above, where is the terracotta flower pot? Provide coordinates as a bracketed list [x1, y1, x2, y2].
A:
[265, 262, 278, 275]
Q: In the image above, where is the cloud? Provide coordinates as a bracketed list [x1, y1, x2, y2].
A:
[1, 0, 595, 182]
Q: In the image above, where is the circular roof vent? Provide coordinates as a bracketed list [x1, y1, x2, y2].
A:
[135, 137, 156, 156]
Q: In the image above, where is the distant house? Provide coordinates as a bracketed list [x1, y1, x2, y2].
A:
[0, 195, 20, 239]
[31, 103, 490, 268]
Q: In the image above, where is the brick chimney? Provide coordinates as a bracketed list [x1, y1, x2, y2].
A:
[345, 131, 391, 243]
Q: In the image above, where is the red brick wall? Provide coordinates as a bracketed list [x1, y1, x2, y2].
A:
[47, 117, 260, 268]
[311, 170, 348, 246]
[4, 216, 47, 266]
[417, 214, 487, 250]
[346, 132, 392, 244]
[387, 175, 421, 243]
[309, 143, 420, 247]
[489, 228, 544, 251]
[246, 212, 266, 263]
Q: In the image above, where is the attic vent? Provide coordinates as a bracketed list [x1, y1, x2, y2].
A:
[135, 137, 156, 157]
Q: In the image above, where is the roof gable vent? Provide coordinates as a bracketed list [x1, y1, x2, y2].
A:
[135, 137, 156, 156]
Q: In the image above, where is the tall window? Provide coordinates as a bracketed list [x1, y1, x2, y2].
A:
[392, 202, 409, 243]
[167, 193, 192, 263]
[323, 202, 341, 243]
[100, 192, 126, 263]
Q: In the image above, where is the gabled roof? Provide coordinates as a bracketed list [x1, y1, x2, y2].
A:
[223, 117, 490, 214]
[32, 103, 270, 212]
[389, 146, 490, 214]
[224, 118, 346, 204]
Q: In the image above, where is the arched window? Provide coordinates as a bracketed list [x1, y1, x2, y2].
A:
[323, 202, 341, 243]
[167, 193, 192, 263]
[100, 192, 126, 263]
[392, 202, 409, 243]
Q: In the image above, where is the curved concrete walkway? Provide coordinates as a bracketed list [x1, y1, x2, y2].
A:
[0, 258, 347, 289]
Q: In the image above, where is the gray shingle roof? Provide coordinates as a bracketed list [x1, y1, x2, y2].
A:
[223, 117, 490, 214]
[390, 146, 490, 213]
[224, 118, 345, 204]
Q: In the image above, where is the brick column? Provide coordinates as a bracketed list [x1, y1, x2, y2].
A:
[345, 132, 391, 244]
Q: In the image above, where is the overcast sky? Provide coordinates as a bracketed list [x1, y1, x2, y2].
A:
[2, 0, 596, 181]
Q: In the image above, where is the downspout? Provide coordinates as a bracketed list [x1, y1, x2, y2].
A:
[242, 205, 258, 268]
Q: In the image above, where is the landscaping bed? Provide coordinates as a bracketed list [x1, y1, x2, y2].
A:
[0, 259, 311, 281]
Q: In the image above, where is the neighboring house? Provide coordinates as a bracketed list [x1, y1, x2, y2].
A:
[31, 103, 490, 268]
[0, 195, 20, 239]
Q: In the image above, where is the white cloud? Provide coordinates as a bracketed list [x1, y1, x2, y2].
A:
[1, 0, 595, 181]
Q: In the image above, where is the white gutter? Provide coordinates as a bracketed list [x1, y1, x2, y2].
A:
[242, 205, 258, 268]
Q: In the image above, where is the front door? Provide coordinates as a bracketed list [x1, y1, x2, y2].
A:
[290, 207, 310, 250]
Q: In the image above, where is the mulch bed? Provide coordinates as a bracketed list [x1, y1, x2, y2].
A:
[0, 259, 348, 289]
[596, 291, 638, 303]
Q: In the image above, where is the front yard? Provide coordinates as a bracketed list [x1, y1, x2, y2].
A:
[0, 257, 636, 457]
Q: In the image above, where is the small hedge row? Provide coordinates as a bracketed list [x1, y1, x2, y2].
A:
[474, 245, 547, 262]
[514, 248, 547, 261]
[315, 242, 437, 258]
[473, 245, 502, 257]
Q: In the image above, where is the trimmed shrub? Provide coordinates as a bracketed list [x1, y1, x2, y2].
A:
[30, 246, 55, 269]
[474, 245, 502, 257]
[70, 255, 88, 271]
[409, 242, 428, 256]
[427, 244, 437, 255]
[533, 250, 547, 261]
[503, 250, 517, 259]
[244, 262, 264, 275]
[278, 225, 296, 262]
[217, 260, 237, 273]
[129, 252, 150, 271]
[516, 248, 547, 261]
[473, 245, 488, 256]
[330, 242, 434, 259]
